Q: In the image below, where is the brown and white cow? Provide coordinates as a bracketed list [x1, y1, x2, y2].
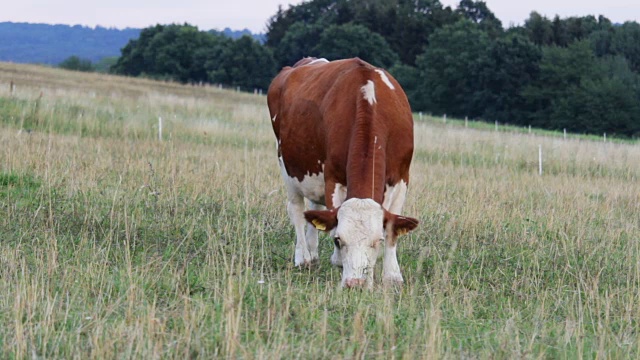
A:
[267, 57, 419, 288]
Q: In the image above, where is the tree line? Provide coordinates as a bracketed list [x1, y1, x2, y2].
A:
[101, 0, 640, 138]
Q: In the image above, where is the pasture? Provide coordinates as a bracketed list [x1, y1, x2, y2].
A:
[1, 62, 639, 358]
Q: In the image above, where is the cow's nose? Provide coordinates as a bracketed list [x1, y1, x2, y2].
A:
[344, 278, 366, 288]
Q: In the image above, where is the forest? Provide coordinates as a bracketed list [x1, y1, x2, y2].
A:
[109, 0, 640, 137]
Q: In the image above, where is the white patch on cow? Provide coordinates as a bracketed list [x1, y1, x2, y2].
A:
[272, 114, 277, 122]
[331, 183, 347, 208]
[360, 80, 376, 105]
[382, 180, 407, 214]
[279, 158, 325, 203]
[335, 198, 385, 287]
[375, 69, 395, 90]
[308, 58, 329, 65]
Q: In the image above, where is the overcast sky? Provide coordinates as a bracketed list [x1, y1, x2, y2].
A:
[1, 0, 639, 33]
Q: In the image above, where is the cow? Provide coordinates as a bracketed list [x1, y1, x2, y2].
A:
[267, 57, 419, 288]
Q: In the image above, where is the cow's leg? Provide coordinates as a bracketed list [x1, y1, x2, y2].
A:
[305, 201, 325, 263]
[279, 155, 313, 267]
[288, 194, 313, 267]
[326, 179, 346, 267]
[382, 180, 408, 284]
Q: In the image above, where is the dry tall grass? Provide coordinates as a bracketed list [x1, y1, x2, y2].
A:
[1, 62, 639, 358]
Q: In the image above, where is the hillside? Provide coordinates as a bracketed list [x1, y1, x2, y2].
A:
[0, 22, 140, 64]
[0, 22, 264, 65]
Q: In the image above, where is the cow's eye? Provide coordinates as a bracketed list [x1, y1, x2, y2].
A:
[333, 237, 342, 249]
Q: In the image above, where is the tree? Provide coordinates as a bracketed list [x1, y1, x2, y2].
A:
[58, 55, 94, 72]
[111, 24, 165, 76]
[520, 39, 640, 137]
[313, 24, 399, 68]
[524, 12, 553, 46]
[522, 41, 600, 128]
[550, 66, 640, 137]
[455, 0, 502, 38]
[389, 0, 460, 65]
[611, 22, 640, 73]
[274, 21, 324, 68]
[265, 0, 340, 49]
[210, 36, 276, 91]
[476, 33, 542, 124]
[415, 19, 491, 117]
[265, 0, 461, 67]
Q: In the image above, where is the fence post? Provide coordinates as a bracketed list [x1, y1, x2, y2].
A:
[158, 117, 162, 141]
[538, 144, 543, 176]
[464, 116, 468, 128]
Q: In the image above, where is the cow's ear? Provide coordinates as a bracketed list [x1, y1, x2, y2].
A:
[304, 209, 338, 232]
[384, 211, 419, 236]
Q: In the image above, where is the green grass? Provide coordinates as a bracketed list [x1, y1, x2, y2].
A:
[1, 62, 639, 358]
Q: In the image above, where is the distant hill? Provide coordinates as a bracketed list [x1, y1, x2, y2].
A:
[0, 22, 265, 66]
[0, 22, 140, 65]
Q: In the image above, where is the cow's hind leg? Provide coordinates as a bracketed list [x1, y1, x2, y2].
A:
[288, 194, 313, 267]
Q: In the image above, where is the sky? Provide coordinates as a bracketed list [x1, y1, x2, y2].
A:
[1, 0, 639, 34]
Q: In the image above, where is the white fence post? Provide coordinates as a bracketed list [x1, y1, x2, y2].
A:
[464, 116, 468, 128]
[538, 144, 543, 176]
[158, 116, 163, 141]
[564, 128, 567, 140]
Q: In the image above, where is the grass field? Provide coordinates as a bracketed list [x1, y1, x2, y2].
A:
[1, 62, 639, 359]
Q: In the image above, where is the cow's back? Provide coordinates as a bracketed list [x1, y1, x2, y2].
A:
[267, 58, 413, 205]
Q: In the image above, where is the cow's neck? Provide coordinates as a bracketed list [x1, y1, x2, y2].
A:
[345, 119, 386, 203]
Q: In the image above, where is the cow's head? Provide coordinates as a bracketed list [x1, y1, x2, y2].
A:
[304, 198, 418, 288]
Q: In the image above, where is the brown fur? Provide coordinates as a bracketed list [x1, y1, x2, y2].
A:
[267, 57, 415, 209]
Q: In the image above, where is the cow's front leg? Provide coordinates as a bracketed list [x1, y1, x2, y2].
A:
[330, 228, 343, 267]
[287, 195, 313, 267]
[382, 181, 408, 284]
[325, 178, 346, 268]
[382, 240, 403, 284]
[305, 201, 325, 264]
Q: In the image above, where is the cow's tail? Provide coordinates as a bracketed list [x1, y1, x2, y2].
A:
[347, 65, 386, 200]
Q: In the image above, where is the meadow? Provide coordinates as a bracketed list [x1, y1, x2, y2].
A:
[0, 62, 639, 359]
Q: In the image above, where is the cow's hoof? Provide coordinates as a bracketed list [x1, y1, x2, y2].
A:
[296, 258, 319, 269]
